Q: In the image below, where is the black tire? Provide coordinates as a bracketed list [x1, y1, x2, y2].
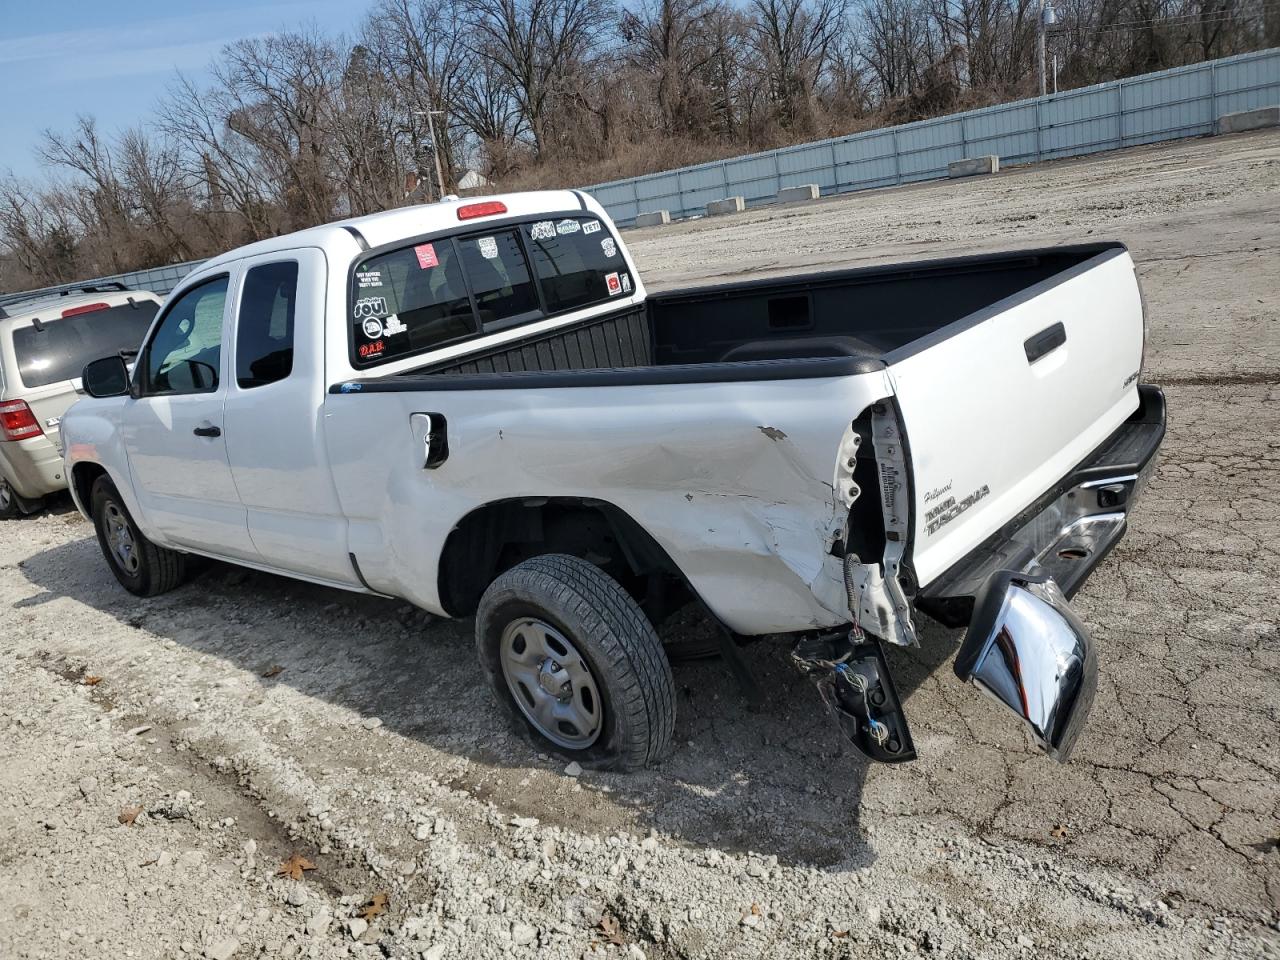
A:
[91, 476, 186, 596]
[0, 476, 42, 519]
[476, 554, 675, 771]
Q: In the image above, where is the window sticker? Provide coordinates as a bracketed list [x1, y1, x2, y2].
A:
[414, 243, 439, 269]
[605, 272, 621, 296]
[556, 218, 581, 236]
[361, 317, 383, 339]
[382, 314, 407, 336]
[601, 237, 617, 258]
[354, 296, 388, 319]
[530, 221, 556, 241]
[621, 273, 631, 294]
[358, 340, 385, 359]
[582, 220, 601, 235]
[478, 236, 498, 259]
[356, 269, 382, 288]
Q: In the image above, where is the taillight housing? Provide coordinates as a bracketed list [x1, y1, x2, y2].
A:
[0, 399, 43, 441]
[457, 201, 507, 221]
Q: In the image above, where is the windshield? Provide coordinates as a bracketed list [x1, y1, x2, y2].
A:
[12, 301, 159, 388]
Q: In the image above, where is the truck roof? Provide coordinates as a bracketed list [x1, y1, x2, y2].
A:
[199, 190, 593, 272]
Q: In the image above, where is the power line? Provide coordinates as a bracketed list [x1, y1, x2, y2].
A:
[1062, 3, 1280, 32]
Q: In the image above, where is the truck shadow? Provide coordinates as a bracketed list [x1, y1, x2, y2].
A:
[15, 531, 957, 872]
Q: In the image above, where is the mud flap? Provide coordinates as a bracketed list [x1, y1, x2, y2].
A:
[954, 571, 1097, 761]
[792, 631, 917, 763]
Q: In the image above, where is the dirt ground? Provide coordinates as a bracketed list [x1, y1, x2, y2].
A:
[2, 130, 1278, 960]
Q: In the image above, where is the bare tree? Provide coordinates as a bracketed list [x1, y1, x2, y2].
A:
[4, 0, 1276, 292]
[217, 29, 343, 229]
[465, 0, 613, 157]
[750, 0, 849, 133]
[158, 72, 276, 242]
[0, 176, 81, 285]
[620, 0, 725, 136]
[364, 0, 474, 194]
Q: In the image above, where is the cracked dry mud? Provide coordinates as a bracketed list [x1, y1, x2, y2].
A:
[2, 130, 1278, 960]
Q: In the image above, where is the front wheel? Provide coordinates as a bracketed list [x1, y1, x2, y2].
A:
[476, 554, 675, 771]
[91, 476, 187, 596]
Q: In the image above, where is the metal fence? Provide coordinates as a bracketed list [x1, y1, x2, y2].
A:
[585, 47, 1280, 225]
[3, 48, 1277, 303]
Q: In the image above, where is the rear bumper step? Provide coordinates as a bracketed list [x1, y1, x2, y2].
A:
[917, 384, 1166, 624]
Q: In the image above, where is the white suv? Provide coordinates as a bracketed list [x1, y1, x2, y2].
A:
[0, 286, 162, 517]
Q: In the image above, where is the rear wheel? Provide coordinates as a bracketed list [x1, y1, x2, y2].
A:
[91, 476, 186, 596]
[0, 476, 42, 519]
[476, 554, 675, 771]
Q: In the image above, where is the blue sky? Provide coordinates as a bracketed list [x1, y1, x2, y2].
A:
[0, 0, 372, 180]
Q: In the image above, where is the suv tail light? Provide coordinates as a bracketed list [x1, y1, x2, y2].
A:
[457, 201, 507, 220]
[0, 399, 43, 441]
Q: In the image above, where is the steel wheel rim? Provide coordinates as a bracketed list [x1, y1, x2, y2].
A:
[499, 617, 603, 750]
[103, 501, 140, 575]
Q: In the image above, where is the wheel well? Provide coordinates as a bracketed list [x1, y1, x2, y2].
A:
[437, 497, 695, 620]
[71, 462, 107, 511]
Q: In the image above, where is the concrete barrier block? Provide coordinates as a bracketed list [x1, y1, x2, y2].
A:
[633, 210, 671, 227]
[706, 196, 745, 216]
[948, 155, 1000, 178]
[777, 184, 820, 203]
[1216, 106, 1280, 135]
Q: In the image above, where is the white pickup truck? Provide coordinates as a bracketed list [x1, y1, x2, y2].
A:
[64, 191, 1165, 770]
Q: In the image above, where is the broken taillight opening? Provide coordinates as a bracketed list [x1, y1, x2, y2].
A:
[61, 302, 110, 318]
[457, 201, 507, 221]
[0, 400, 43, 441]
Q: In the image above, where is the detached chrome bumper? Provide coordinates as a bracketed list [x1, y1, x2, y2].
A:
[954, 572, 1096, 759]
[920, 384, 1166, 761]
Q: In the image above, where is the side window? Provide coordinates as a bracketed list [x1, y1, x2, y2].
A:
[144, 276, 229, 395]
[237, 261, 298, 388]
[456, 230, 539, 329]
[351, 241, 476, 366]
[525, 217, 630, 313]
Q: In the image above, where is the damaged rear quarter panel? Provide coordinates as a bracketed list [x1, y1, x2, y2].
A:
[323, 371, 894, 634]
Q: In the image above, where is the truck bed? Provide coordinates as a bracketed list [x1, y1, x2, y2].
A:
[403, 244, 1119, 379]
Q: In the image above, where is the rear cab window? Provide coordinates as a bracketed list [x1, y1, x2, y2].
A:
[349, 213, 632, 369]
[11, 301, 159, 388]
[524, 216, 631, 310]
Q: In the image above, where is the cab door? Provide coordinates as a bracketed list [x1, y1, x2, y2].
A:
[221, 249, 358, 585]
[121, 271, 259, 561]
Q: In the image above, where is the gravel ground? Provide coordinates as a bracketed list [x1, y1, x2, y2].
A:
[2, 130, 1278, 960]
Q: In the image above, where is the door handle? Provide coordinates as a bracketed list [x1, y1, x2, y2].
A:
[423, 414, 448, 469]
[1024, 322, 1067, 363]
[193, 424, 222, 438]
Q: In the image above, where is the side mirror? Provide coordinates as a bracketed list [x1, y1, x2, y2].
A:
[82, 355, 131, 398]
[954, 571, 1097, 761]
[188, 360, 217, 391]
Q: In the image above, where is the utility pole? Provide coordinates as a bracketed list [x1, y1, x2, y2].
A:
[1038, 0, 1047, 97]
[415, 109, 448, 201]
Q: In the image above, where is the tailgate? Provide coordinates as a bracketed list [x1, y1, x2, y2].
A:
[886, 246, 1145, 588]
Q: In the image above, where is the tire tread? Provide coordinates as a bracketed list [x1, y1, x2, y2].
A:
[91, 477, 186, 597]
[480, 554, 675, 769]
